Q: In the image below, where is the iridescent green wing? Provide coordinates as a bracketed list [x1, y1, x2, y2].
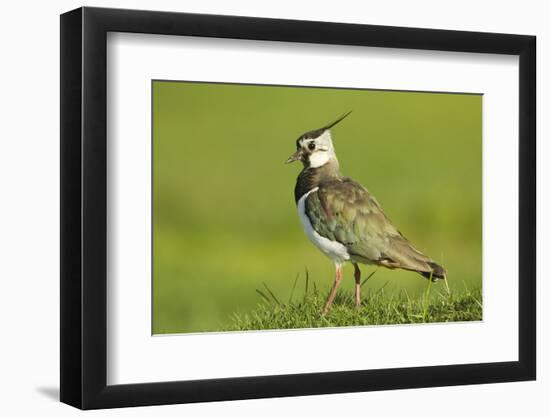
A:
[309, 179, 435, 269]
[306, 177, 446, 277]
[304, 177, 399, 262]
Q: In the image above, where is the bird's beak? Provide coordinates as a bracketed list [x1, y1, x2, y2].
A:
[285, 149, 303, 164]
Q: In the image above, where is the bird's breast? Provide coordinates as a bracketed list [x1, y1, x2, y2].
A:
[297, 187, 350, 265]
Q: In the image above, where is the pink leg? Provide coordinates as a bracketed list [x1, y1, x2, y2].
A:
[353, 263, 361, 309]
[323, 264, 343, 315]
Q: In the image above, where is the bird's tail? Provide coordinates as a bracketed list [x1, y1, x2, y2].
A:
[380, 236, 447, 281]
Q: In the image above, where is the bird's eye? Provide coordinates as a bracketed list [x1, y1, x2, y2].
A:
[308, 142, 316, 151]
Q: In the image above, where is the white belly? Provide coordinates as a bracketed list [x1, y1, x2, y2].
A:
[297, 187, 350, 265]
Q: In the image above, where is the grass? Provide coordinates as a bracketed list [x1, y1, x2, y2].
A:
[225, 274, 482, 331]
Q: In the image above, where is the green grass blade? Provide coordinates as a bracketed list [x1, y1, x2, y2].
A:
[255, 288, 271, 304]
[361, 268, 379, 287]
[288, 273, 300, 303]
[262, 282, 282, 306]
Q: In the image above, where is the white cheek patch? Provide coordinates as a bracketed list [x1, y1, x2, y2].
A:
[308, 151, 330, 168]
[306, 130, 337, 168]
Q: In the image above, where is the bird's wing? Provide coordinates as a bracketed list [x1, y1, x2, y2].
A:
[305, 177, 445, 277]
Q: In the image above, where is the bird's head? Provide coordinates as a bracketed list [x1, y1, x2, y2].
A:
[285, 111, 351, 169]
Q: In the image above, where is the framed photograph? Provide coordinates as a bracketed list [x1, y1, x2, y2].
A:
[60, 6, 536, 409]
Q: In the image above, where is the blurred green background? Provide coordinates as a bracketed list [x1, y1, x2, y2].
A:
[152, 81, 482, 334]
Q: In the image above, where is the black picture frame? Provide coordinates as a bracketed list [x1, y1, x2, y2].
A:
[60, 6, 536, 410]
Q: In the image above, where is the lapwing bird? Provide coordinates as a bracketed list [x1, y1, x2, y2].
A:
[286, 112, 447, 314]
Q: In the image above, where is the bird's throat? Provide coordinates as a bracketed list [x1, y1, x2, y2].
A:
[294, 159, 341, 204]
